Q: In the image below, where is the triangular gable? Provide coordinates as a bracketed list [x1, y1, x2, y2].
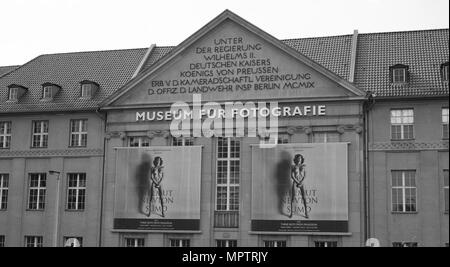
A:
[101, 10, 366, 108]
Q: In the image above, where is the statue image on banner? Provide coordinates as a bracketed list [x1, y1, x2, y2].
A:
[114, 147, 201, 231]
[141, 156, 166, 218]
[289, 154, 309, 219]
[251, 143, 349, 233]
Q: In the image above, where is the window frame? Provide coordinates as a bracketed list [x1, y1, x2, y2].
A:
[0, 174, 9, 210]
[80, 83, 92, 98]
[0, 121, 12, 149]
[42, 86, 53, 99]
[66, 173, 87, 211]
[172, 136, 195, 146]
[124, 237, 145, 247]
[390, 64, 409, 84]
[314, 241, 338, 247]
[391, 170, 417, 213]
[69, 119, 88, 147]
[216, 137, 241, 212]
[392, 242, 418, 247]
[216, 240, 238, 247]
[442, 107, 449, 140]
[8, 87, 18, 101]
[27, 173, 47, 211]
[25, 236, 43, 247]
[0, 235, 4, 247]
[128, 136, 151, 147]
[390, 109, 415, 140]
[441, 62, 449, 82]
[31, 120, 49, 148]
[169, 239, 191, 247]
[264, 240, 287, 247]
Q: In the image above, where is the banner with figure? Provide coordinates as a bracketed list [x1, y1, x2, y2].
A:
[113, 146, 202, 231]
[251, 143, 348, 233]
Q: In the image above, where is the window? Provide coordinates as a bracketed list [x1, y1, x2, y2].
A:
[31, 121, 49, 148]
[28, 173, 46, 210]
[216, 137, 240, 211]
[0, 174, 9, 210]
[443, 108, 449, 139]
[392, 242, 418, 247]
[172, 137, 194, 146]
[390, 65, 409, 84]
[392, 170, 417, 213]
[170, 239, 190, 247]
[42, 86, 52, 99]
[63, 237, 83, 247]
[128, 136, 150, 147]
[0, 122, 11, 149]
[277, 134, 289, 144]
[264, 240, 287, 247]
[125, 238, 145, 247]
[393, 68, 406, 83]
[315, 241, 338, 247]
[0, 235, 4, 247]
[70, 119, 87, 147]
[313, 132, 340, 143]
[81, 84, 92, 98]
[390, 109, 414, 140]
[441, 62, 449, 82]
[67, 173, 86, 211]
[216, 240, 237, 247]
[25, 236, 43, 247]
[8, 87, 18, 101]
[444, 170, 449, 213]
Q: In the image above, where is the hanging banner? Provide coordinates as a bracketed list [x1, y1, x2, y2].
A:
[113, 146, 202, 231]
[251, 143, 348, 233]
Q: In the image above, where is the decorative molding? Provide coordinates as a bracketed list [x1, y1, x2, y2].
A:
[0, 148, 104, 158]
[369, 141, 449, 151]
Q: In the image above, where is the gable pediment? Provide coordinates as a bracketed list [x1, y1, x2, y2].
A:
[103, 10, 365, 108]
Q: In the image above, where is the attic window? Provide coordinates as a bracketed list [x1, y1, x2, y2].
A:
[43, 86, 52, 98]
[390, 64, 409, 84]
[441, 62, 449, 82]
[6, 84, 28, 102]
[79, 80, 99, 99]
[41, 83, 61, 100]
[9, 87, 18, 101]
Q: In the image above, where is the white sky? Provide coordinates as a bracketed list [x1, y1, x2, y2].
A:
[0, 0, 448, 66]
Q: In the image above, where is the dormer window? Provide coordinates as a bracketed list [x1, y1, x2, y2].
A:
[79, 80, 99, 99]
[390, 64, 409, 84]
[6, 84, 28, 102]
[9, 87, 18, 101]
[41, 83, 61, 101]
[43, 86, 52, 99]
[441, 62, 449, 82]
[81, 84, 91, 98]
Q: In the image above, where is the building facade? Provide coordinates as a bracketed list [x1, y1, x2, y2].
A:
[0, 10, 448, 247]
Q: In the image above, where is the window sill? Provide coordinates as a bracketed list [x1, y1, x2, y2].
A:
[0, 148, 11, 150]
[30, 147, 48, 149]
[26, 209, 45, 212]
[68, 146, 87, 149]
[391, 211, 418, 214]
[65, 209, 85, 212]
[390, 139, 415, 142]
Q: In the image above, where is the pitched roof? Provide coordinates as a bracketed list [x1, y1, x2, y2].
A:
[0, 66, 20, 78]
[1, 27, 448, 114]
[355, 29, 449, 97]
[0, 48, 147, 113]
[138, 34, 354, 80]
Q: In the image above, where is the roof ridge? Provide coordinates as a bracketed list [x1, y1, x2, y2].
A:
[282, 34, 353, 41]
[357, 28, 449, 36]
[38, 47, 148, 58]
